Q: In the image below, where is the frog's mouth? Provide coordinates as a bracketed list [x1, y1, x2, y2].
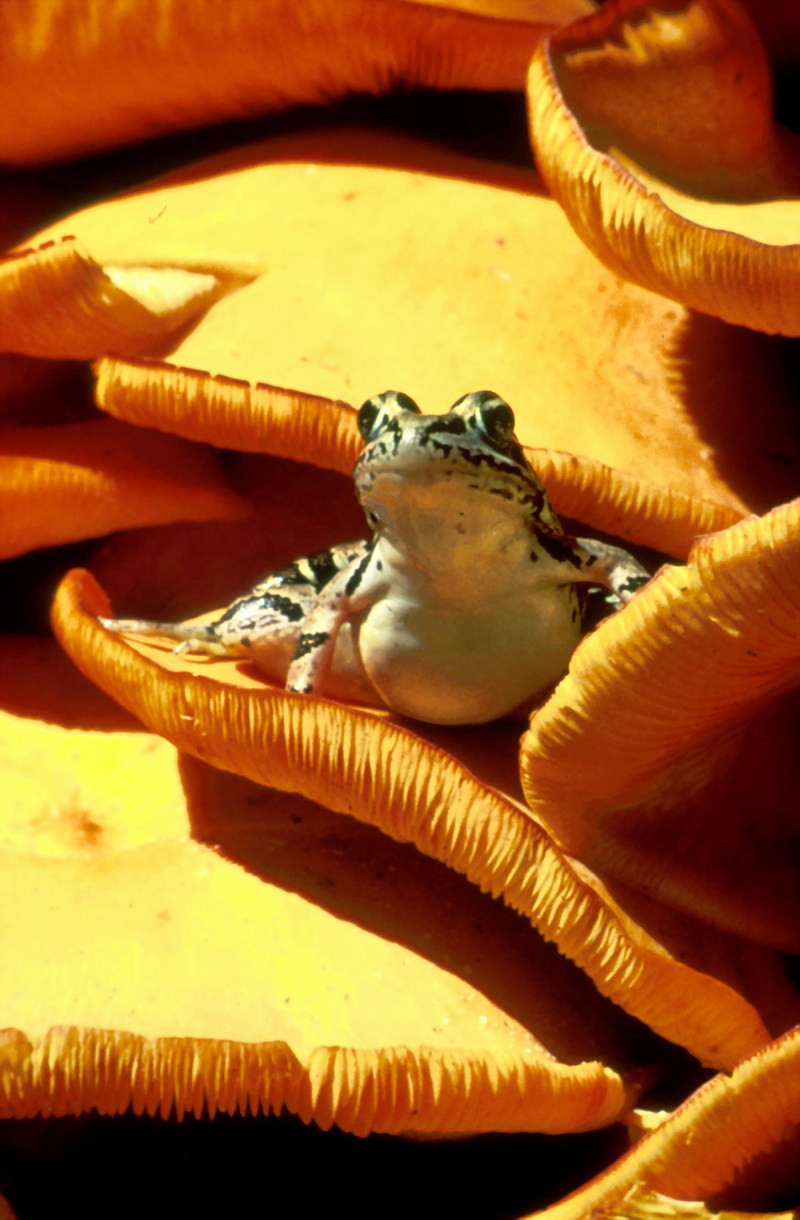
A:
[357, 473, 549, 549]
[356, 447, 540, 503]
[359, 466, 539, 570]
[357, 432, 532, 479]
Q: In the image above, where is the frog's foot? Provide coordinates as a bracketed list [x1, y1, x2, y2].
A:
[573, 539, 651, 605]
[96, 616, 231, 657]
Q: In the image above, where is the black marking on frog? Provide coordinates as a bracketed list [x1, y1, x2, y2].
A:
[618, 572, 650, 595]
[276, 548, 358, 589]
[423, 415, 468, 439]
[369, 418, 406, 457]
[307, 550, 353, 586]
[292, 630, 331, 661]
[218, 592, 306, 625]
[538, 531, 585, 569]
[454, 448, 523, 476]
[270, 570, 308, 587]
[344, 547, 373, 598]
[343, 567, 364, 599]
[263, 594, 307, 622]
[520, 488, 548, 510]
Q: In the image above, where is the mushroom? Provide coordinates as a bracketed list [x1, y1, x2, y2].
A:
[0, 416, 247, 560]
[520, 1026, 800, 1217]
[0, 0, 592, 164]
[528, 0, 800, 334]
[521, 497, 800, 951]
[0, 634, 639, 1135]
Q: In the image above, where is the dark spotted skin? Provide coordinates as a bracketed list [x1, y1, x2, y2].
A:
[97, 541, 369, 665]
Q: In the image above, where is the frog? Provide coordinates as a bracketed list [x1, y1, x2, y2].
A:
[98, 390, 650, 725]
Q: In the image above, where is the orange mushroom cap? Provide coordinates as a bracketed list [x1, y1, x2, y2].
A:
[522, 1026, 800, 1217]
[527, 0, 800, 334]
[0, 0, 591, 165]
[0, 415, 248, 560]
[521, 498, 800, 952]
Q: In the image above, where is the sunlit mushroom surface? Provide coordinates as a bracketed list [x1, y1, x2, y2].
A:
[1, 1, 800, 1216]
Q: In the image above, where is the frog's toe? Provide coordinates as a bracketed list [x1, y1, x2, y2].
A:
[97, 615, 222, 652]
[172, 636, 231, 658]
[617, 573, 650, 603]
[286, 680, 315, 696]
[97, 615, 157, 635]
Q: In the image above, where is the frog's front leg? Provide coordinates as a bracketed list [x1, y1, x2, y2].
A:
[286, 544, 385, 696]
[572, 538, 651, 604]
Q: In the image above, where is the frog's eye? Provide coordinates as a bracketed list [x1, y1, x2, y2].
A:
[358, 390, 421, 441]
[453, 390, 516, 447]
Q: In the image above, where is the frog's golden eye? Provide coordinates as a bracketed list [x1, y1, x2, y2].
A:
[357, 390, 421, 441]
[467, 391, 516, 448]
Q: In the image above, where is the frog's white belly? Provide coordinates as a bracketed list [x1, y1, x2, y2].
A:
[353, 586, 580, 725]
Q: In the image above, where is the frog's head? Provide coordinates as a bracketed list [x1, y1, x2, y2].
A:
[353, 389, 560, 540]
[357, 389, 527, 464]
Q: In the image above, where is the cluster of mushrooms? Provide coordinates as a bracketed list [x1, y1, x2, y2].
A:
[1, 1, 799, 1216]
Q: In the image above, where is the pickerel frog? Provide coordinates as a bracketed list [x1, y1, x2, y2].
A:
[99, 391, 649, 724]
